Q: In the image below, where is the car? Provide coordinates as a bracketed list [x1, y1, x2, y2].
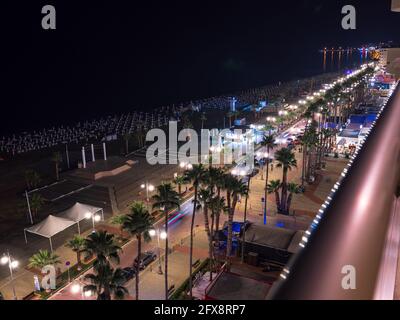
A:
[134, 251, 157, 270]
[121, 267, 137, 282]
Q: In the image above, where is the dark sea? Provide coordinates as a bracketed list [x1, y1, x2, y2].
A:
[0, 49, 369, 136]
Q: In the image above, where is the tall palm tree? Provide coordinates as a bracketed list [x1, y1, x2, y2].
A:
[275, 148, 297, 215]
[25, 170, 41, 190]
[183, 164, 207, 298]
[123, 132, 131, 154]
[30, 193, 44, 219]
[82, 231, 121, 271]
[84, 264, 128, 300]
[152, 183, 180, 300]
[51, 152, 62, 181]
[66, 235, 86, 269]
[226, 111, 234, 128]
[260, 134, 277, 223]
[173, 175, 186, 195]
[300, 127, 318, 186]
[205, 167, 225, 234]
[267, 180, 282, 213]
[200, 112, 207, 129]
[223, 175, 248, 268]
[122, 201, 154, 300]
[286, 183, 301, 214]
[198, 188, 214, 281]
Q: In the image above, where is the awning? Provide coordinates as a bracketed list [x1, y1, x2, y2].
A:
[24, 202, 104, 252]
[60, 202, 103, 234]
[24, 215, 78, 252]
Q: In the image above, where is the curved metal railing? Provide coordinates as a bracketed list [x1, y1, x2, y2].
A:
[268, 82, 400, 299]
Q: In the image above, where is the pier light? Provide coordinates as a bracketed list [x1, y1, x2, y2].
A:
[149, 229, 156, 237]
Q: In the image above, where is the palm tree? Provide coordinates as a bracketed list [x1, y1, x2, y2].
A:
[66, 235, 86, 269]
[82, 231, 121, 270]
[223, 175, 248, 268]
[263, 123, 275, 135]
[84, 264, 128, 300]
[173, 175, 186, 195]
[152, 183, 180, 300]
[51, 152, 62, 181]
[267, 180, 282, 213]
[200, 112, 207, 129]
[110, 214, 128, 238]
[122, 201, 154, 300]
[28, 250, 61, 270]
[30, 193, 44, 219]
[286, 183, 301, 214]
[183, 164, 207, 298]
[198, 188, 214, 281]
[205, 167, 225, 234]
[25, 170, 41, 190]
[226, 111, 234, 128]
[136, 126, 145, 148]
[123, 133, 131, 154]
[275, 148, 297, 215]
[260, 134, 277, 222]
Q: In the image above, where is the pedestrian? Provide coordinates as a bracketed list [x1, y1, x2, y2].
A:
[270, 163, 274, 172]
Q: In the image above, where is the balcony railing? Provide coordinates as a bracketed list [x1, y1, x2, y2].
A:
[268, 82, 400, 299]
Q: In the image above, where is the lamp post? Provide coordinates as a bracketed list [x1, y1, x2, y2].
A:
[149, 229, 167, 275]
[85, 212, 102, 232]
[1, 251, 19, 300]
[141, 181, 155, 209]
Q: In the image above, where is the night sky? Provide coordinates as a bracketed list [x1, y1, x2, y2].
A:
[1, 0, 399, 134]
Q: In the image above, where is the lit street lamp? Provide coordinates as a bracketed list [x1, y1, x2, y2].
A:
[85, 212, 102, 232]
[1, 251, 19, 300]
[141, 181, 155, 202]
[149, 229, 167, 275]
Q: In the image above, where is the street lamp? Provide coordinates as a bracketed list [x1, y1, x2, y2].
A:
[149, 229, 167, 275]
[85, 212, 102, 232]
[141, 181, 155, 202]
[1, 251, 18, 300]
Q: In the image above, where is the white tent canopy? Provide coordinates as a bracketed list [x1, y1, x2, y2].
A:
[24, 215, 78, 252]
[24, 202, 104, 252]
[60, 202, 104, 234]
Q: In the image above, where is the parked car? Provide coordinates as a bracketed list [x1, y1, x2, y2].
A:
[121, 267, 137, 282]
[134, 251, 157, 270]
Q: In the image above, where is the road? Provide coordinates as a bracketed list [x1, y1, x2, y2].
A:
[49, 117, 310, 300]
